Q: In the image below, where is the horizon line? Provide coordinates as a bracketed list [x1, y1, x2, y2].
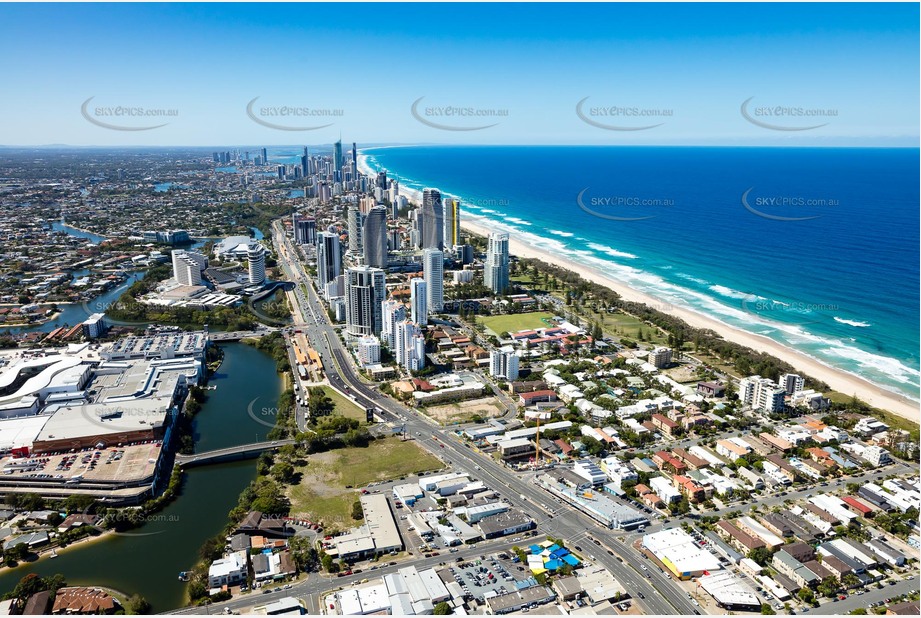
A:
[0, 143, 918, 150]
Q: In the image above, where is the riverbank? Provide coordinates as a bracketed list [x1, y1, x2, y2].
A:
[0, 311, 61, 329]
[0, 529, 116, 579]
[0, 343, 279, 611]
[458, 217, 918, 423]
[55, 222, 108, 241]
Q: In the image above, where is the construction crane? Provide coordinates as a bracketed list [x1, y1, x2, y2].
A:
[524, 410, 552, 466]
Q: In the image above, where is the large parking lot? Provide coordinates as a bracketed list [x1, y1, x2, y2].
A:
[439, 551, 532, 603]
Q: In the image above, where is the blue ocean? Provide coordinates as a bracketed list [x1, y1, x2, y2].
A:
[359, 146, 920, 402]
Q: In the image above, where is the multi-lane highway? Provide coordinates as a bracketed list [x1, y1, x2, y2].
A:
[264, 222, 700, 615]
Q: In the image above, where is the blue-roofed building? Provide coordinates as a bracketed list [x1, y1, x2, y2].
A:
[544, 559, 563, 571]
[563, 554, 581, 566]
[516, 577, 538, 590]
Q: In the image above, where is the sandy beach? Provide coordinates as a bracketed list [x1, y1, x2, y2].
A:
[356, 152, 920, 424]
[461, 217, 919, 423]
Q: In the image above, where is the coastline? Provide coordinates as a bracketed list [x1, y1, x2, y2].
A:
[459, 216, 919, 423]
[357, 151, 920, 423]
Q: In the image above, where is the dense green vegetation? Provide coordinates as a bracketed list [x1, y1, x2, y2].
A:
[107, 262, 262, 331]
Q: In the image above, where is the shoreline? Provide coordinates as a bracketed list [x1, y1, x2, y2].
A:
[460, 216, 919, 423]
[54, 222, 109, 241]
[0, 529, 115, 576]
[357, 152, 920, 423]
[0, 310, 62, 330]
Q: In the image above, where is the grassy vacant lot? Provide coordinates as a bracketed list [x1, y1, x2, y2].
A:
[321, 385, 366, 423]
[286, 438, 444, 527]
[595, 311, 669, 346]
[423, 396, 505, 425]
[479, 311, 556, 337]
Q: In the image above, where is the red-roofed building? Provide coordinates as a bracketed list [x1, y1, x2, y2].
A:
[554, 439, 574, 457]
[519, 390, 557, 406]
[634, 484, 652, 496]
[672, 447, 710, 470]
[806, 447, 835, 467]
[652, 450, 687, 475]
[841, 495, 874, 516]
[641, 493, 664, 508]
[411, 378, 435, 392]
[652, 413, 681, 437]
[511, 330, 540, 340]
[673, 475, 707, 503]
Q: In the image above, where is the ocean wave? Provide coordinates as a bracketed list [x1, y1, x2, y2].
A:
[819, 344, 920, 386]
[675, 273, 710, 285]
[505, 217, 532, 226]
[834, 317, 872, 328]
[709, 284, 755, 300]
[587, 242, 638, 260]
[357, 150, 919, 402]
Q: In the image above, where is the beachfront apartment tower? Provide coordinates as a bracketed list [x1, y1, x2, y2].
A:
[443, 198, 461, 249]
[410, 278, 428, 325]
[247, 244, 266, 285]
[362, 206, 388, 268]
[484, 231, 510, 295]
[649, 347, 673, 369]
[423, 249, 444, 313]
[422, 188, 444, 250]
[317, 232, 343, 289]
[345, 266, 386, 337]
[779, 374, 805, 395]
[740, 375, 786, 414]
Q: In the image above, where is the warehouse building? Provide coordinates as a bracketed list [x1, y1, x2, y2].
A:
[698, 571, 760, 612]
[642, 528, 722, 579]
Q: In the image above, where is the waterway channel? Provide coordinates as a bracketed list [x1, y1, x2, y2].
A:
[0, 342, 282, 611]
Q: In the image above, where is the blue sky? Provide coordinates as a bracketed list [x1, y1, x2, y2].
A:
[0, 2, 917, 146]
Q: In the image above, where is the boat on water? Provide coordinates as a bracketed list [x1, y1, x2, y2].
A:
[178, 571, 190, 582]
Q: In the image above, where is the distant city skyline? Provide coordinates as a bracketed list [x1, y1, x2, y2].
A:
[0, 3, 916, 147]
